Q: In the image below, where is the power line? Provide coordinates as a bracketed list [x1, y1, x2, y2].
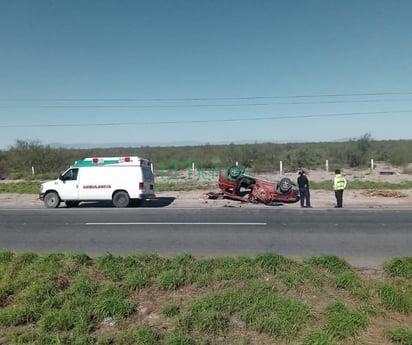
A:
[0, 109, 410, 128]
[0, 91, 411, 103]
[0, 98, 411, 109]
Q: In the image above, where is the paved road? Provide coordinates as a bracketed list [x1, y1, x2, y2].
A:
[0, 207, 411, 267]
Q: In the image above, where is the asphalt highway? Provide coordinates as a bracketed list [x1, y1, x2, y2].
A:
[0, 206, 411, 267]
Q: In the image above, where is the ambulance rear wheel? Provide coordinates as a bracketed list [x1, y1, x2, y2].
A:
[113, 191, 130, 208]
[44, 192, 61, 208]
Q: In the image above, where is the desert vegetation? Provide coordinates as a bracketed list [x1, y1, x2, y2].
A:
[1, 134, 412, 180]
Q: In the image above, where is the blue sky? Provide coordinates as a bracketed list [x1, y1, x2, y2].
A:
[1, 0, 411, 149]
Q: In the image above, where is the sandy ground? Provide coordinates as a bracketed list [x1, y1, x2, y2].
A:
[2, 188, 412, 209]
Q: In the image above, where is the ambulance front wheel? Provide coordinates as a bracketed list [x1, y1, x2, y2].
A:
[44, 192, 61, 208]
[112, 191, 130, 208]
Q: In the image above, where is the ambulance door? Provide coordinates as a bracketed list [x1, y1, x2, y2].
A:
[58, 168, 80, 200]
[141, 165, 155, 196]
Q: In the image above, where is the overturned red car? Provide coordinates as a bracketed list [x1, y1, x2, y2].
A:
[208, 166, 300, 205]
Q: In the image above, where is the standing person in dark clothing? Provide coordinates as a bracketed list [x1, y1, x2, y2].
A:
[297, 170, 312, 208]
[333, 169, 347, 208]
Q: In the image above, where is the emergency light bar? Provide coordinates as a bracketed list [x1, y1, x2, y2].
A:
[73, 156, 148, 167]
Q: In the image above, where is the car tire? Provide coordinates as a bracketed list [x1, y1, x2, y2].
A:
[279, 178, 293, 193]
[44, 192, 61, 208]
[112, 191, 130, 208]
[228, 166, 242, 180]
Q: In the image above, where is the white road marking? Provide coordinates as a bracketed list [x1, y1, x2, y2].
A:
[86, 222, 267, 226]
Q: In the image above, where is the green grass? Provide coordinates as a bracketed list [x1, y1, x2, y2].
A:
[304, 254, 351, 273]
[2, 181, 216, 194]
[162, 303, 181, 317]
[389, 328, 412, 345]
[302, 330, 334, 345]
[384, 257, 412, 279]
[377, 282, 412, 314]
[324, 301, 369, 339]
[156, 181, 216, 192]
[121, 325, 161, 344]
[311, 180, 412, 190]
[0, 181, 41, 194]
[1, 252, 412, 344]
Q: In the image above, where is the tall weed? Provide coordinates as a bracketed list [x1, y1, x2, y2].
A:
[324, 301, 369, 339]
[384, 257, 412, 279]
[377, 282, 412, 314]
[305, 255, 351, 274]
[388, 328, 412, 345]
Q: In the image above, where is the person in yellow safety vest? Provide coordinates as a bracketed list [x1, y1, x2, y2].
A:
[333, 169, 347, 208]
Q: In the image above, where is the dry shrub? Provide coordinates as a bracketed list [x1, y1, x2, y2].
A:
[362, 190, 407, 198]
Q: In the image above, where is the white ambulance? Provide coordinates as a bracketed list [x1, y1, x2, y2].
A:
[39, 156, 155, 208]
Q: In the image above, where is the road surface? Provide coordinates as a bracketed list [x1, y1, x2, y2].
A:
[0, 206, 411, 267]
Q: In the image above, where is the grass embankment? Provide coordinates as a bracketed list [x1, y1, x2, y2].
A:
[0, 252, 412, 345]
[2, 180, 412, 194]
[311, 180, 412, 190]
[0, 182, 40, 194]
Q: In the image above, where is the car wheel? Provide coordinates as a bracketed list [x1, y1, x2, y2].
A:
[44, 192, 61, 208]
[279, 178, 293, 193]
[228, 166, 242, 180]
[112, 191, 130, 208]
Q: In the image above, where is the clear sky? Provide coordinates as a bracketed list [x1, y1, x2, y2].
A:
[1, 0, 412, 149]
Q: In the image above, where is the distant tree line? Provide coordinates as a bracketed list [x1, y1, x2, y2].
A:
[0, 134, 411, 179]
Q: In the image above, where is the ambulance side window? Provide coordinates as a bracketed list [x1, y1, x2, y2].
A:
[61, 168, 79, 181]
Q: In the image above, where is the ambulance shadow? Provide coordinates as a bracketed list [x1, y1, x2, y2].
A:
[76, 201, 114, 208]
[141, 197, 176, 208]
[73, 197, 176, 208]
